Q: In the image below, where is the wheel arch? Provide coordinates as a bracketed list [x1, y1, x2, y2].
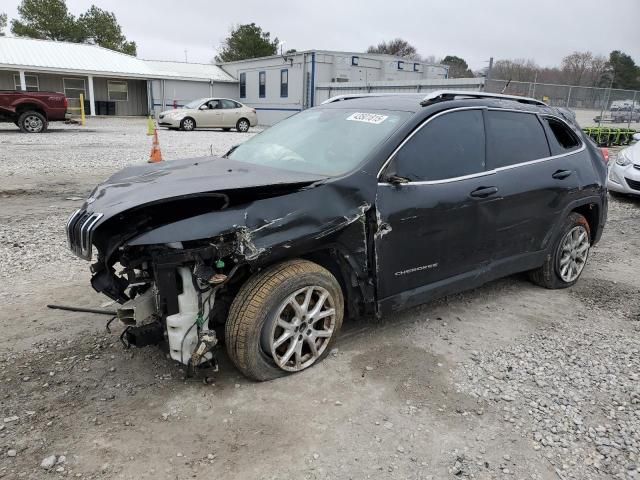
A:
[224, 247, 369, 323]
[571, 202, 599, 243]
[301, 248, 365, 320]
[16, 103, 47, 119]
[543, 196, 604, 250]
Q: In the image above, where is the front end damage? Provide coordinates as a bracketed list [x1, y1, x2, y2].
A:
[66, 156, 378, 373]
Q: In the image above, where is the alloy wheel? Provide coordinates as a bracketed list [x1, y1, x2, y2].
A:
[557, 225, 589, 282]
[268, 286, 336, 372]
[238, 120, 249, 132]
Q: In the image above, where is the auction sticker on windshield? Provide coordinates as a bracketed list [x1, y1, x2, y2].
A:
[346, 112, 389, 124]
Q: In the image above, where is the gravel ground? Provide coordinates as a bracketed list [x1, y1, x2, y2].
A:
[0, 118, 639, 479]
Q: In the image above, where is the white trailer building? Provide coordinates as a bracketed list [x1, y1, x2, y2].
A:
[219, 50, 454, 125]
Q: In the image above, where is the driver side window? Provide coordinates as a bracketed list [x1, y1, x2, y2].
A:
[206, 100, 220, 109]
[391, 109, 486, 182]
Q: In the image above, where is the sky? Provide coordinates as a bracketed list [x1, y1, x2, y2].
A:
[2, 0, 639, 70]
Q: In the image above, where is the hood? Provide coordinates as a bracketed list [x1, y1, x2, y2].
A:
[160, 108, 188, 116]
[84, 156, 328, 220]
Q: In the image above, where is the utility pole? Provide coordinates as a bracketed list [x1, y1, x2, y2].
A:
[184, 50, 188, 62]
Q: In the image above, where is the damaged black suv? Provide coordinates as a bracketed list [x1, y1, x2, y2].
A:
[66, 91, 608, 381]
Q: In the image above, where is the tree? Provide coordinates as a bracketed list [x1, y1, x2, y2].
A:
[10, 0, 136, 55]
[421, 54, 438, 64]
[11, 0, 81, 41]
[491, 58, 539, 82]
[561, 51, 593, 86]
[77, 6, 136, 55]
[441, 55, 473, 78]
[0, 13, 7, 36]
[586, 55, 609, 87]
[367, 38, 419, 59]
[608, 50, 640, 89]
[215, 23, 278, 62]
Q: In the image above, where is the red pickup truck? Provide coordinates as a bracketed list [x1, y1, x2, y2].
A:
[0, 90, 69, 133]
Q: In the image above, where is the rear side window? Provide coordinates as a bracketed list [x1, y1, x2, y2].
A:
[485, 111, 550, 169]
[543, 117, 581, 151]
[392, 110, 485, 182]
[220, 99, 239, 109]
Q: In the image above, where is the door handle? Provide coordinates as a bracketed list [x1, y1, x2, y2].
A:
[552, 169, 573, 180]
[470, 186, 498, 198]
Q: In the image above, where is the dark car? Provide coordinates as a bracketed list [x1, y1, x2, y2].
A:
[0, 90, 69, 132]
[66, 91, 608, 381]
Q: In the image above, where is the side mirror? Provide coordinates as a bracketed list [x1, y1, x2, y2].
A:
[199, 105, 208, 110]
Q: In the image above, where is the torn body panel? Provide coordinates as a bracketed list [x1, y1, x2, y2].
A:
[70, 155, 379, 367]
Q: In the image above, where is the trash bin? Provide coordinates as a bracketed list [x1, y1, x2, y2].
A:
[96, 101, 107, 115]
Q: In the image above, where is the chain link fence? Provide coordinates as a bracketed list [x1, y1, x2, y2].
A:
[485, 79, 640, 129]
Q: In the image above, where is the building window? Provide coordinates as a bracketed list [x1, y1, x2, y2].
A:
[13, 74, 39, 91]
[259, 71, 266, 98]
[239, 72, 246, 98]
[397, 61, 404, 70]
[413, 63, 420, 72]
[107, 80, 128, 101]
[351, 56, 359, 66]
[63, 78, 86, 99]
[280, 69, 288, 98]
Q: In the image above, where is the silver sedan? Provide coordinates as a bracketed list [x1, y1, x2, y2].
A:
[158, 98, 258, 132]
[608, 133, 640, 196]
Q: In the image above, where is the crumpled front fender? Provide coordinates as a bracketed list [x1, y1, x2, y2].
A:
[128, 177, 373, 263]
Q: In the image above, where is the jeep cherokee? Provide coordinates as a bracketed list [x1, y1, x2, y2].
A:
[66, 91, 608, 381]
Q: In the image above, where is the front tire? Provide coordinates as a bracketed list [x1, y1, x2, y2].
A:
[225, 259, 344, 381]
[18, 111, 47, 133]
[180, 117, 195, 131]
[529, 212, 591, 289]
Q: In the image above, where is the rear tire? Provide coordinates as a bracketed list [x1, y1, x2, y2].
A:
[529, 212, 591, 289]
[18, 111, 47, 133]
[225, 259, 344, 381]
[236, 118, 250, 132]
[180, 117, 195, 131]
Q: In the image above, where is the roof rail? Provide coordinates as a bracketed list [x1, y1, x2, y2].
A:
[421, 90, 548, 107]
[321, 93, 421, 104]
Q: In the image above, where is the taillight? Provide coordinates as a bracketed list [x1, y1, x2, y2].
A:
[251, 109, 256, 114]
[600, 148, 609, 164]
[63, 97, 68, 109]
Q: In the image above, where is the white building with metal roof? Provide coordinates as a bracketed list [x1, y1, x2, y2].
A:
[0, 37, 484, 125]
[0, 36, 237, 117]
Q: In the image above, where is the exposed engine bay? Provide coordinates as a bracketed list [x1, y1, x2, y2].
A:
[65, 155, 378, 374]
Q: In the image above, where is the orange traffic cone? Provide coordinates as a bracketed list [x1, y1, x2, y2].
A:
[148, 128, 163, 163]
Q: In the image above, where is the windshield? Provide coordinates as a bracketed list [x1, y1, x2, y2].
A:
[183, 98, 207, 109]
[228, 108, 411, 176]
